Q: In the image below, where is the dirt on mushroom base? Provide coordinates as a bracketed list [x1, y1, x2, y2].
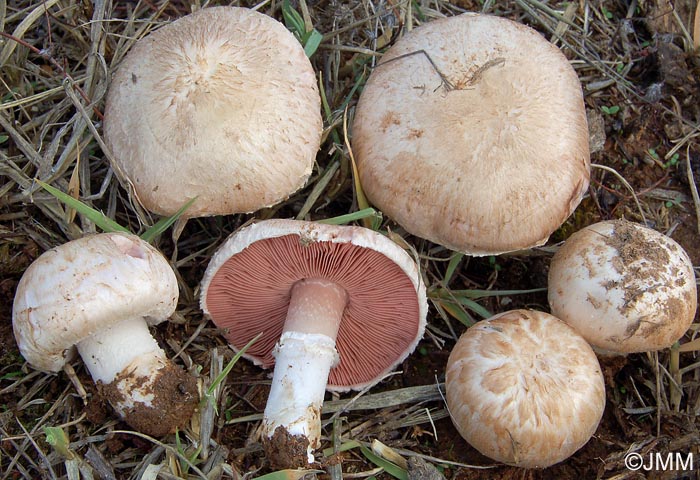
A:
[263, 425, 313, 470]
[98, 363, 199, 438]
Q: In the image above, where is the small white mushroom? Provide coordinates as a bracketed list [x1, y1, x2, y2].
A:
[445, 310, 605, 468]
[548, 219, 697, 353]
[12, 233, 197, 436]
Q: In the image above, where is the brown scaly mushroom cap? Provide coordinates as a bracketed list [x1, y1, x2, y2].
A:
[200, 219, 427, 468]
[352, 13, 590, 255]
[446, 310, 605, 468]
[103, 6, 322, 217]
[548, 219, 698, 353]
[12, 233, 198, 436]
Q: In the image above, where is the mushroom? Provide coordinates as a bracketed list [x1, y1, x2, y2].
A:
[548, 219, 697, 353]
[200, 219, 427, 468]
[445, 309, 605, 468]
[12, 233, 198, 436]
[103, 6, 322, 217]
[351, 13, 590, 255]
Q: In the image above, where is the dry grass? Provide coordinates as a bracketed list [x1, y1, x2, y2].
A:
[1, 0, 700, 479]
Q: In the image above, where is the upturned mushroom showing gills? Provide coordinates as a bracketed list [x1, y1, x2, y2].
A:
[103, 6, 321, 217]
[200, 219, 427, 468]
[548, 219, 697, 353]
[12, 233, 198, 436]
[445, 310, 605, 468]
[352, 13, 590, 255]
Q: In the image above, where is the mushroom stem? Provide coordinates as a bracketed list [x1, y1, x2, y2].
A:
[77, 316, 164, 385]
[262, 278, 348, 467]
[76, 316, 198, 436]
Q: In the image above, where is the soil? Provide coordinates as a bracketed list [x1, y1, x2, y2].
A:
[1, 0, 700, 479]
[98, 361, 199, 438]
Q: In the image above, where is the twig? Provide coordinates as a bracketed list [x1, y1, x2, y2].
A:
[0, 31, 103, 120]
[110, 430, 209, 480]
[592, 163, 648, 225]
[686, 146, 700, 236]
[376, 49, 454, 91]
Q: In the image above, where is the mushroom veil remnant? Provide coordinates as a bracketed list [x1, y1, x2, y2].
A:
[548, 219, 697, 353]
[200, 219, 427, 468]
[352, 13, 590, 255]
[12, 233, 198, 436]
[103, 6, 322, 217]
[445, 310, 605, 468]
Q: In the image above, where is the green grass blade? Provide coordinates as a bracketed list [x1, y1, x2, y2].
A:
[254, 470, 324, 480]
[36, 180, 130, 234]
[338, 69, 366, 113]
[359, 445, 408, 480]
[0, 371, 23, 380]
[139, 197, 197, 243]
[451, 296, 492, 319]
[281, 0, 305, 36]
[431, 287, 547, 300]
[303, 29, 323, 57]
[443, 252, 464, 285]
[44, 426, 76, 460]
[319, 73, 333, 121]
[463, 287, 548, 298]
[318, 73, 341, 146]
[318, 208, 381, 225]
[206, 332, 262, 398]
[322, 440, 361, 457]
[436, 301, 476, 327]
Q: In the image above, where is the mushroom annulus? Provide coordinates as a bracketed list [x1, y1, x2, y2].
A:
[200, 219, 427, 468]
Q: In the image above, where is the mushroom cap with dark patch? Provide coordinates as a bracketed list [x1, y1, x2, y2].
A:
[12, 233, 179, 372]
[445, 310, 605, 468]
[352, 13, 590, 255]
[200, 219, 428, 391]
[103, 6, 322, 217]
[548, 219, 697, 353]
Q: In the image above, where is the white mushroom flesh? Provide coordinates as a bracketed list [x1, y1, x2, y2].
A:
[263, 278, 347, 464]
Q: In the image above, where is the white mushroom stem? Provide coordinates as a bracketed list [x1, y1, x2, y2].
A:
[262, 278, 349, 464]
[76, 316, 167, 416]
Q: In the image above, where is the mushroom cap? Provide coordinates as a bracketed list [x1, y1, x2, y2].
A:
[103, 6, 322, 217]
[200, 219, 428, 391]
[548, 219, 697, 353]
[445, 310, 605, 468]
[352, 13, 590, 255]
[12, 233, 179, 372]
